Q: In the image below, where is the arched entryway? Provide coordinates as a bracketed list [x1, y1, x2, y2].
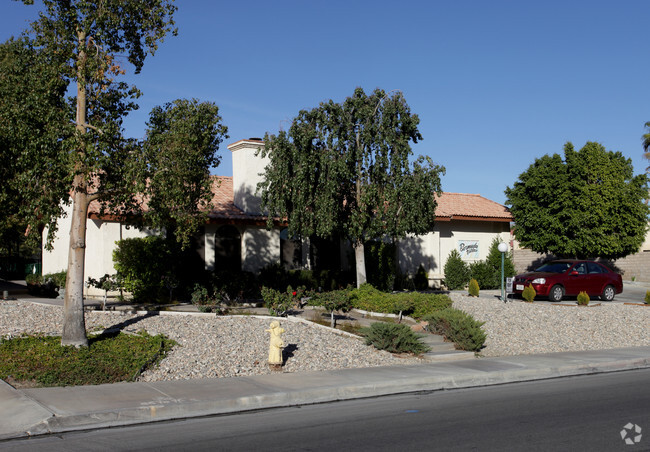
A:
[214, 225, 241, 271]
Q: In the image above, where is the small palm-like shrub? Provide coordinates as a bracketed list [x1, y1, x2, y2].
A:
[468, 278, 480, 297]
[360, 322, 430, 355]
[645, 290, 650, 305]
[522, 284, 536, 303]
[425, 308, 486, 352]
[577, 291, 590, 306]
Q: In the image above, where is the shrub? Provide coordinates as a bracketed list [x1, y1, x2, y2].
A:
[87, 274, 121, 310]
[577, 291, 590, 306]
[425, 308, 486, 352]
[43, 271, 67, 290]
[469, 260, 497, 290]
[360, 322, 430, 355]
[645, 290, 650, 305]
[310, 289, 352, 327]
[413, 264, 429, 291]
[113, 236, 171, 302]
[25, 273, 42, 285]
[522, 284, 536, 302]
[468, 278, 480, 297]
[443, 249, 470, 290]
[262, 285, 309, 316]
[190, 283, 222, 313]
[25, 271, 66, 297]
[349, 284, 453, 319]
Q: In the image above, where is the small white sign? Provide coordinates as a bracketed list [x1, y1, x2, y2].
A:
[506, 277, 514, 293]
[458, 240, 479, 259]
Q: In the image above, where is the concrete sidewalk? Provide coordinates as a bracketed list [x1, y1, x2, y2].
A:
[2, 346, 649, 440]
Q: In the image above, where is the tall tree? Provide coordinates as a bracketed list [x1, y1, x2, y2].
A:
[259, 87, 445, 287]
[13, 1, 226, 347]
[505, 141, 649, 260]
[0, 37, 70, 255]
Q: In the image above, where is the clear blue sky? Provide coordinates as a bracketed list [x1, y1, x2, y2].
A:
[2, 0, 649, 205]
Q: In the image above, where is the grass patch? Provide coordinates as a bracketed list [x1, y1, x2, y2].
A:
[0, 331, 176, 387]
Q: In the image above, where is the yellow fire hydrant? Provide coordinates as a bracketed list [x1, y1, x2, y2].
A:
[266, 321, 285, 369]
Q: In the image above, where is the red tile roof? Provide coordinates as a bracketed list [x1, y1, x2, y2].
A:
[434, 192, 512, 222]
[88, 176, 511, 224]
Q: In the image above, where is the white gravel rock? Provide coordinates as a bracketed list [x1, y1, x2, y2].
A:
[0, 300, 423, 382]
[450, 293, 650, 357]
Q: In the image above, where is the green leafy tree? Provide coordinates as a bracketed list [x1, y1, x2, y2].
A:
[505, 142, 649, 260]
[259, 87, 445, 288]
[13, 1, 226, 347]
[0, 37, 70, 254]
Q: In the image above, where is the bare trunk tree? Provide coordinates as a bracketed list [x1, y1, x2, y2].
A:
[62, 30, 89, 347]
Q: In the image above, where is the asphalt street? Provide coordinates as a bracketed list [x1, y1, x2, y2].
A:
[2, 369, 648, 452]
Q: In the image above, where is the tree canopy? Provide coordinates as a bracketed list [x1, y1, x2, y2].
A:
[259, 87, 445, 287]
[7, 1, 226, 346]
[0, 37, 70, 254]
[505, 141, 649, 260]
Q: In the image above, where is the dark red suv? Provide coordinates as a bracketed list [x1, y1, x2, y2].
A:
[513, 260, 623, 302]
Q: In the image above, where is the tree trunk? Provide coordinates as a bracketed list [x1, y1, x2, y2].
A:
[62, 187, 89, 347]
[354, 241, 367, 288]
[62, 29, 89, 347]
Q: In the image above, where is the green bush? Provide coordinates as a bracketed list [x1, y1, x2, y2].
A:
[469, 260, 497, 290]
[309, 289, 352, 327]
[360, 322, 430, 355]
[425, 307, 486, 352]
[645, 290, 650, 305]
[413, 264, 429, 291]
[44, 271, 67, 290]
[348, 284, 452, 319]
[467, 238, 516, 290]
[522, 284, 536, 302]
[261, 285, 310, 316]
[25, 273, 42, 285]
[577, 291, 590, 306]
[113, 236, 171, 302]
[468, 278, 480, 297]
[190, 283, 222, 313]
[443, 249, 470, 290]
[25, 271, 66, 297]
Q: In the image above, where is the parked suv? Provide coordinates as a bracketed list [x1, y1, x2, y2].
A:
[513, 260, 623, 302]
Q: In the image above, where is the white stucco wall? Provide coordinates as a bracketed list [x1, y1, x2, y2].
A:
[241, 226, 280, 273]
[398, 220, 510, 284]
[42, 203, 155, 296]
[228, 139, 269, 215]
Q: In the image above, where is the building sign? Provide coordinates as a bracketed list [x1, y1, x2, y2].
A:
[458, 240, 479, 259]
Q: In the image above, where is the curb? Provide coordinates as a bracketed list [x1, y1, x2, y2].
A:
[6, 351, 650, 440]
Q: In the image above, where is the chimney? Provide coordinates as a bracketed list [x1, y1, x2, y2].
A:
[227, 138, 268, 215]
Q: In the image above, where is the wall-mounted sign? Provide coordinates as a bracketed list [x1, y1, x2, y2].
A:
[458, 240, 479, 259]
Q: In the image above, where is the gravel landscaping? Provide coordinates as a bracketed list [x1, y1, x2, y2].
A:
[1, 296, 649, 382]
[449, 293, 650, 357]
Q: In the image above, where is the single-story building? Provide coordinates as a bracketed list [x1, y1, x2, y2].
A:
[42, 139, 513, 294]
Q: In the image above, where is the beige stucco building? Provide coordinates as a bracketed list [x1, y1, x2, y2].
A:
[42, 138, 513, 293]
